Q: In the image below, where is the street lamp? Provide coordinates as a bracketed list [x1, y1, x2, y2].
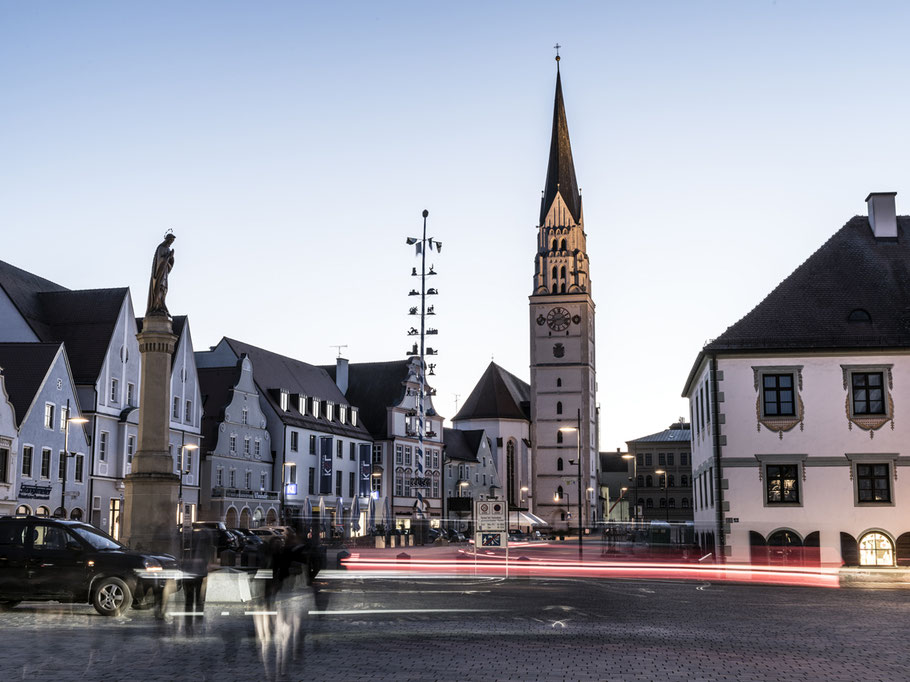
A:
[59, 400, 88, 518]
[559, 408, 583, 559]
[620, 487, 629, 522]
[621, 453, 637, 522]
[655, 469, 669, 521]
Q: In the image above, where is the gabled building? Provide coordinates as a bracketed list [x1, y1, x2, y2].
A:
[196, 338, 372, 530]
[0, 343, 90, 519]
[452, 362, 531, 512]
[323, 357, 445, 530]
[0, 359, 19, 516]
[443, 427, 501, 532]
[683, 193, 910, 567]
[198, 353, 278, 528]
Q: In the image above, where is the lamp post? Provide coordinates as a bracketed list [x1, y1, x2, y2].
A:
[655, 469, 669, 521]
[559, 408, 583, 560]
[620, 486, 629, 522]
[621, 453, 637, 522]
[59, 399, 88, 518]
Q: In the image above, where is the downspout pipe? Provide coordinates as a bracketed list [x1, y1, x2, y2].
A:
[709, 354, 725, 563]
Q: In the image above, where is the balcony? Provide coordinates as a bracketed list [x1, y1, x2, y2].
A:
[211, 486, 279, 501]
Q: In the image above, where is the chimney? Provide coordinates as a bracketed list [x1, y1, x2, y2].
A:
[866, 192, 898, 240]
[335, 357, 349, 395]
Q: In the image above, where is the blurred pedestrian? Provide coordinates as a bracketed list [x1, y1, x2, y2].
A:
[184, 528, 213, 619]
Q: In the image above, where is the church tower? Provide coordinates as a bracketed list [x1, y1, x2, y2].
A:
[530, 57, 598, 530]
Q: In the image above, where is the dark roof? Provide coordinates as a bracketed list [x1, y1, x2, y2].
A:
[453, 362, 530, 422]
[599, 451, 630, 473]
[627, 425, 692, 445]
[0, 260, 127, 385]
[685, 215, 910, 394]
[323, 360, 410, 440]
[197, 363, 242, 451]
[222, 338, 370, 438]
[0, 343, 61, 427]
[540, 67, 581, 226]
[443, 427, 484, 462]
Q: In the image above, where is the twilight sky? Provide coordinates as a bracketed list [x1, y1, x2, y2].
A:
[3, 1, 910, 450]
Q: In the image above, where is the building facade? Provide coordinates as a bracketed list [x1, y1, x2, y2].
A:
[684, 193, 910, 566]
[625, 422, 692, 523]
[529, 62, 599, 529]
[443, 427, 501, 531]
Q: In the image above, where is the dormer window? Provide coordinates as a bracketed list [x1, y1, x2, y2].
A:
[339, 406, 347, 424]
[298, 395, 306, 414]
[351, 408, 358, 426]
[280, 390, 289, 412]
[326, 402, 334, 421]
[313, 400, 320, 419]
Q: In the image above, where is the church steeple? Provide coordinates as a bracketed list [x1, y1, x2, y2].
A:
[540, 64, 581, 226]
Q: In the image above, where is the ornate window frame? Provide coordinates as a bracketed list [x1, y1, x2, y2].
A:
[755, 453, 807, 508]
[845, 452, 897, 507]
[752, 366, 804, 438]
[841, 365, 894, 437]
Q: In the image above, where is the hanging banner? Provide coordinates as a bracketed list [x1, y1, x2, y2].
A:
[359, 443, 372, 496]
[320, 437, 333, 495]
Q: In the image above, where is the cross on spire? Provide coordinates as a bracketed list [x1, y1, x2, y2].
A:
[553, 43, 561, 63]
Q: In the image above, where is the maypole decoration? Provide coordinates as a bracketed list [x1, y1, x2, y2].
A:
[405, 210, 441, 536]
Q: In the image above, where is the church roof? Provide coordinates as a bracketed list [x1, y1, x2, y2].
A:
[443, 427, 485, 463]
[540, 67, 581, 226]
[453, 362, 530, 422]
[322, 360, 412, 440]
[684, 215, 910, 394]
[0, 343, 61, 427]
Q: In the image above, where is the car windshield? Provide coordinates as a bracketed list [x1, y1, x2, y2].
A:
[71, 525, 123, 550]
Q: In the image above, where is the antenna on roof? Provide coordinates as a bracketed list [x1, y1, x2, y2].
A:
[330, 345, 348, 358]
[454, 393, 461, 413]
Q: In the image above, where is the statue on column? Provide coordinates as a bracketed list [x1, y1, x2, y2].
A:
[146, 231, 176, 317]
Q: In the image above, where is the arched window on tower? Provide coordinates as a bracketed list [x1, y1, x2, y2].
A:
[557, 457, 563, 471]
[556, 378, 562, 387]
[556, 401, 563, 415]
[556, 431, 563, 444]
[637, 475, 644, 487]
[646, 475, 653, 487]
[551, 239, 558, 251]
[552, 265, 558, 280]
[560, 283, 566, 293]
[557, 485, 564, 499]
[552, 283, 557, 294]
[560, 239, 567, 250]
[560, 265, 566, 279]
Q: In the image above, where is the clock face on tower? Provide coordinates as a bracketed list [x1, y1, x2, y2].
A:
[546, 307, 571, 331]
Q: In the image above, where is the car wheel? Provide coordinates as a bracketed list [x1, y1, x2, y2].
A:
[93, 577, 132, 617]
[0, 600, 20, 611]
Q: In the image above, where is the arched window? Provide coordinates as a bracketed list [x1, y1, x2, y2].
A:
[552, 265, 558, 280]
[646, 475, 653, 487]
[668, 474, 675, 488]
[636, 475, 644, 487]
[556, 401, 563, 415]
[681, 475, 688, 487]
[646, 499, 653, 509]
[668, 498, 676, 508]
[552, 283, 557, 294]
[15, 504, 30, 515]
[560, 239, 567, 250]
[556, 431, 563, 444]
[551, 239, 558, 251]
[681, 497, 689, 508]
[36, 506, 50, 517]
[659, 498, 667, 508]
[560, 283, 566, 293]
[556, 485, 564, 499]
[860, 532, 895, 566]
[556, 377, 562, 387]
[560, 265, 566, 279]
[557, 457, 564, 471]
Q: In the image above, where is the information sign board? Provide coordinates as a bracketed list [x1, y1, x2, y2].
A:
[474, 499, 507, 532]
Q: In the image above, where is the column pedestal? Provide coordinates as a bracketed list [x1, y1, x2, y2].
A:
[120, 314, 179, 556]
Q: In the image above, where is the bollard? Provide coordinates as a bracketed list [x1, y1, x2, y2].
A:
[396, 552, 411, 561]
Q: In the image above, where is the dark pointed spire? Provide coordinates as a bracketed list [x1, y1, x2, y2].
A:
[540, 60, 581, 226]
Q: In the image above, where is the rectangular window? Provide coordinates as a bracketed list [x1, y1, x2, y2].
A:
[395, 471, 403, 496]
[339, 406, 347, 424]
[172, 396, 180, 419]
[59, 405, 68, 432]
[309, 435, 317, 454]
[41, 448, 51, 479]
[636, 453, 643, 466]
[372, 443, 382, 465]
[230, 435, 237, 453]
[857, 463, 891, 503]
[709, 467, 714, 506]
[280, 390, 289, 411]
[111, 378, 119, 403]
[680, 453, 688, 466]
[229, 468, 236, 487]
[255, 439, 261, 457]
[350, 442, 356, 460]
[658, 453, 666, 466]
[312, 400, 320, 419]
[58, 451, 65, 480]
[99, 432, 108, 461]
[349, 471, 355, 497]
[290, 431, 299, 452]
[0, 447, 7, 483]
[667, 453, 674, 466]
[185, 400, 192, 423]
[245, 470, 252, 489]
[337, 440, 343, 459]
[216, 467, 223, 486]
[405, 446, 412, 466]
[241, 408, 248, 425]
[432, 476, 440, 498]
[44, 403, 55, 430]
[352, 409, 358, 426]
[372, 474, 382, 494]
[260, 472, 267, 490]
[288, 464, 297, 484]
[243, 437, 250, 455]
[395, 445, 403, 465]
[763, 374, 795, 416]
[308, 467, 315, 495]
[644, 453, 652, 466]
[852, 372, 886, 415]
[335, 470, 342, 497]
[127, 382, 135, 406]
[21, 446, 33, 478]
[403, 474, 411, 497]
[766, 464, 799, 504]
[326, 403, 334, 421]
[74, 454, 84, 482]
[127, 435, 135, 460]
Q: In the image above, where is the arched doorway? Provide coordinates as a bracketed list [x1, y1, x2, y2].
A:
[36, 506, 50, 517]
[803, 531, 820, 567]
[253, 507, 264, 528]
[896, 533, 910, 566]
[239, 508, 251, 529]
[767, 529, 802, 566]
[15, 504, 31, 515]
[749, 531, 768, 566]
[266, 508, 278, 526]
[225, 507, 238, 529]
[859, 531, 894, 566]
[840, 532, 859, 566]
[70, 508, 84, 521]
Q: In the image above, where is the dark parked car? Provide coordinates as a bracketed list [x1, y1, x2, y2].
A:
[0, 515, 178, 616]
[192, 521, 240, 554]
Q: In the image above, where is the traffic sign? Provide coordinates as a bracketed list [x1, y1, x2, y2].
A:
[474, 499, 507, 531]
[476, 532, 506, 547]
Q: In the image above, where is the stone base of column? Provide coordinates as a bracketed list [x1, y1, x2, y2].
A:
[121, 466, 180, 557]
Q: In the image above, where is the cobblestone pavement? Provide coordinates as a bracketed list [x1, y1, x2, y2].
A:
[1, 574, 908, 681]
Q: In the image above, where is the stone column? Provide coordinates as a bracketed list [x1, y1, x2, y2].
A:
[120, 315, 179, 555]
